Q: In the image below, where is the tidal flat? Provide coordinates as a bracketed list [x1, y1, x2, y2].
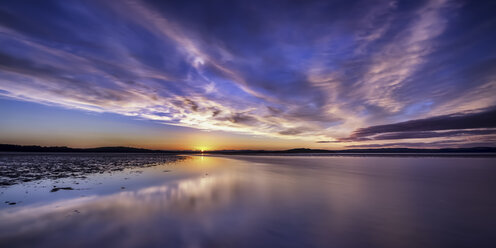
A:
[1, 154, 495, 247]
[0, 153, 185, 186]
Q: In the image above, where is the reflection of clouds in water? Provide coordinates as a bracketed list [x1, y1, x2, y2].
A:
[121, 174, 247, 213]
[0, 156, 419, 248]
[0, 172, 266, 247]
[2, 156, 492, 247]
[0, 195, 98, 224]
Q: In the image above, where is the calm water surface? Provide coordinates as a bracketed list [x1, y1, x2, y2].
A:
[1, 155, 495, 247]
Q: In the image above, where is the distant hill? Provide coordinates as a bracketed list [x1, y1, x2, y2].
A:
[208, 147, 496, 154]
[0, 144, 180, 153]
[1, 144, 495, 154]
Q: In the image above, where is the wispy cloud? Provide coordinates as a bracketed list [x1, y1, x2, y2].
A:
[0, 0, 495, 147]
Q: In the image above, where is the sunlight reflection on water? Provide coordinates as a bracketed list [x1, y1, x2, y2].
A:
[1, 155, 495, 247]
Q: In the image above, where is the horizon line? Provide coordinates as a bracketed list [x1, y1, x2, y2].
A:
[1, 144, 495, 153]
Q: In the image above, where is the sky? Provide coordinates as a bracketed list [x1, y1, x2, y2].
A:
[0, 0, 495, 150]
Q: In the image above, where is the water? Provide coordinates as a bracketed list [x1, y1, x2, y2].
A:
[0, 152, 184, 186]
[0, 154, 495, 247]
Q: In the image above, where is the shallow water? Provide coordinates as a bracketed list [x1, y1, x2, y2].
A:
[1, 155, 495, 247]
[0, 152, 184, 186]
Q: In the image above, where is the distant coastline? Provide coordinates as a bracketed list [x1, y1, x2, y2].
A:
[1, 144, 495, 155]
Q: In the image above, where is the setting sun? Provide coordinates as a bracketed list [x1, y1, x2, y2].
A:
[195, 146, 209, 152]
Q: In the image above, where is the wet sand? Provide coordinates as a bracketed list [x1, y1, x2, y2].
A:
[0, 153, 185, 186]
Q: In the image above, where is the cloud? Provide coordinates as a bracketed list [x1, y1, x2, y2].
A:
[350, 107, 496, 137]
[335, 107, 496, 146]
[369, 129, 496, 140]
[0, 0, 495, 147]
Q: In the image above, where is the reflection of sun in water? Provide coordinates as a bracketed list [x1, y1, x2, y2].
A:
[194, 154, 218, 167]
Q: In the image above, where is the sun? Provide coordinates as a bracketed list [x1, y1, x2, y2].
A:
[195, 146, 210, 153]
